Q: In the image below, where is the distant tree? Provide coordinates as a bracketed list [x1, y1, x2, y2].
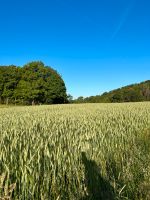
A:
[67, 94, 73, 103]
[74, 96, 84, 103]
[72, 80, 150, 104]
[110, 93, 123, 103]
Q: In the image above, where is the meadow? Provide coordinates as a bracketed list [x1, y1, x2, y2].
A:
[0, 103, 150, 200]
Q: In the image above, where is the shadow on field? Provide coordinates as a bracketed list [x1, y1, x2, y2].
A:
[81, 152, 115, 200]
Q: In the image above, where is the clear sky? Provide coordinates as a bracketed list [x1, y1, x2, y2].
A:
[0, 0, 150, 98]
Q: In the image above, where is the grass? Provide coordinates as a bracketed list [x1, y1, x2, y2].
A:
[0, 105, 9, 109]
[0, 102, 150, 199]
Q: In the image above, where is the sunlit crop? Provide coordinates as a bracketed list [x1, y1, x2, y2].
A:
[0, 103, 150, 199]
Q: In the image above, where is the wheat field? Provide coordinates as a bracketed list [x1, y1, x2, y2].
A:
[0, 103, 150, 200]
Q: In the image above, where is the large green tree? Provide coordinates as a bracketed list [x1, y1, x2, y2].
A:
[0, 61, 68, 105]
[0, 65, 21, 104]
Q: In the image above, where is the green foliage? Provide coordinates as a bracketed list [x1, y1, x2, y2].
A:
[74, 80, 150, 103]
[67, 94, 73, 103]
[0, 61, 67, 105]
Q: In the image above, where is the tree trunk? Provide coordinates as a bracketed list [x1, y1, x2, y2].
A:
[6, 98, 9, 105]
[32, 100, 35, 106]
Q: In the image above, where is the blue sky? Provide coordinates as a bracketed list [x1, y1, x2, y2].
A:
[0, 0, 150, 98]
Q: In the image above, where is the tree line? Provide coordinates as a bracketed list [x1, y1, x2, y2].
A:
[73, 80, 150, 103]
[0, 61, 149, 105]
[0, 61, 68, 105]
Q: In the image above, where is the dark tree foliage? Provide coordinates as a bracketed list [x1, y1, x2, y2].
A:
[0, 61, 68, 105]
[73, 80, 150, 103]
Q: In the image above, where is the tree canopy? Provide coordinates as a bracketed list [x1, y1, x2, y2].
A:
[73, 80, 150, 103]
[0, 61, 68, 105]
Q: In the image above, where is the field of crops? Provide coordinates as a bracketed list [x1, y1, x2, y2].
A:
[0, 103, 150, 200]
